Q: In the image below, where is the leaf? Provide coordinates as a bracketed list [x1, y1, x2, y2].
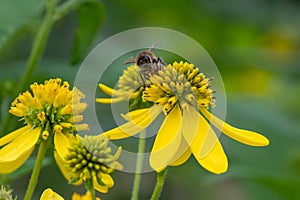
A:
[70, 0, 105, 65]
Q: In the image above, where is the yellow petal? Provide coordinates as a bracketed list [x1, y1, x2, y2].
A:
[101, 173, 114, 188]
[182, 106, 227, 174]
[104, 105, 162, 140]
[54, 151, 82, 186]
[98, 83, 115, 96]
[72, 191, 99, 200]
[200, 108, 270, 146]
[96, 97, 125, 104]
[93, 176, 108, 193]
[40, 188, 64, 200]
[169, 138, 192, 166]
[0, 125, 31, 146]
[0, 127, 40, 173]
[150, 104, 182, 172]
[0, 145, 34, 174]
[54, 132, 71, 159]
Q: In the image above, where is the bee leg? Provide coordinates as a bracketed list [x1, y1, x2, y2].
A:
[139, 71, 146, 89]
[157, 57, 167, 66]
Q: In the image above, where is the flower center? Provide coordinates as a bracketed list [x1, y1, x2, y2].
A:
[117, 65, 143, 97]
[65, 135, 122, 183]
[9, 78, 88, 137]
[143, 61, 215, 114]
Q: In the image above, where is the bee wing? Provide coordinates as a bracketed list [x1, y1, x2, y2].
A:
[123, 57, 136, 64]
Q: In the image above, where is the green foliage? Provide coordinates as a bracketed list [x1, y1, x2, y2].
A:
[0, 0, 44, 60]
[70, 0, 105, 65]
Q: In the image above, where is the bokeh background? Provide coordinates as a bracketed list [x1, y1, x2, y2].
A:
[1, 0, 300, 199]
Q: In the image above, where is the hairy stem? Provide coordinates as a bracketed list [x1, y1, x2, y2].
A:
[150, 168, 168, 200]
[131, 129, 146, 200]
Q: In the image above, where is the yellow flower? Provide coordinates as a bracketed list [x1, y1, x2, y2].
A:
[96, 65, 152, 111]
[96, 65, 142, 104]
[55, 134, 123, 193]
[0, 78, 88, 174]
[40, 188, 64, 200]
[72, 191, 100, 200]
[99, 61, 270, 174]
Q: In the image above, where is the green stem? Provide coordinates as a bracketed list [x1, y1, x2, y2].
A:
[150, 168, 168, 200]
[85, 178, 95, 200]
[131, 129, 146, 200]
[53, 0, 81, 21]
[2, 0, 57, 134]
[17, 0, 57, 93]
[24, 140, 49, 200]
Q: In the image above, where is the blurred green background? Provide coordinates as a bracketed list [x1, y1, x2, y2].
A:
[1, 0, 300, 199]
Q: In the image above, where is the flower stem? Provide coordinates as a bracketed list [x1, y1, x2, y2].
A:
[24, 140, 49, 200]
[18, 0, 57, 92]
[2, 0, 57, 134]
[85, 178, 95, 200]
[131, 129, 146, 200]
[150, 168, 168, 200]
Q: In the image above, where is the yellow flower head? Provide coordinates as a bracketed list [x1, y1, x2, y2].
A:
[143, 61, 215, 114]
[96, 65, 153, 110]
[9, 78, 88, 133]
[0, 185, 16, 200]
[101, 61, 270, 174]
[55, 134, 122, 193]
[0, 78, 88, 174]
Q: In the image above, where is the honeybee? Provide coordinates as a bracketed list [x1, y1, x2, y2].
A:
[124, 43, 166, 85]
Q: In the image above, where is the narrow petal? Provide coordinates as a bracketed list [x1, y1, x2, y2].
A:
[93, 176, 109, 193]
[150, 104, 182, 172]
[0, 127, 40, 161]
[200, 108, 270, 146]
[182, 106, 228, 174]
[0, 125, 31, 146]
[104, 105, 162, 140]
[98, 83, 115, 96]
[54, 132, 71, 159]
[0, 128, 40, 173]
[40, 188, 64, 200]
[96, 97, 125, 104]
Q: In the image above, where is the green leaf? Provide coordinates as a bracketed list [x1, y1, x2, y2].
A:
[70, 0, 105, 65]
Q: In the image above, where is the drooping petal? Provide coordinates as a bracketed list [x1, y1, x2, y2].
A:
[104, 105, 162, 140]
[0, 125, 31, 146]
[98, 83, 115, 96]
[40, 188, 64, 200]
[101, 173, 114, 188]
[54, 132, 71, 159]
[54, 151, 82, 186]
[96, 97, 125, 104]
[200, 108, 270, 146]
[169, 138, 192, 166]
[150, 104, 182, 172]
[0, 127, 40, 173]
[182, 106, 227, 174]
[93, 176, 109, 193]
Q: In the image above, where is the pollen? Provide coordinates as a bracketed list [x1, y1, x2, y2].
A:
[143, 61, 215, 113]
